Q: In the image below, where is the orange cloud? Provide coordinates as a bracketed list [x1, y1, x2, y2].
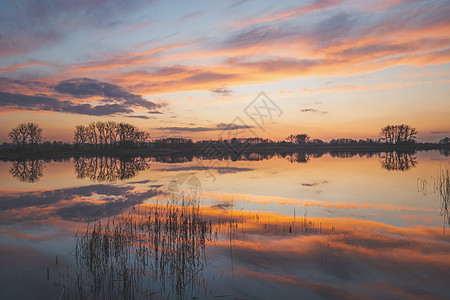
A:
[231, 0, 346, 29]
[0, 61, 48, 73]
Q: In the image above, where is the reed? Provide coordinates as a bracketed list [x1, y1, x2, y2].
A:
[60, 195, 212, 299]
[438, 166, 450, 231]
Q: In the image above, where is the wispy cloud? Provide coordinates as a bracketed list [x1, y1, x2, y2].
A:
[210, 86, 233, 96]
[0, 0, 449, 129]
[127, 115, 152, 119]
[0, 0, 156, 57]
[2, 1, 446, 98]
[300, 108, 328, 114]
[158, 123, 254, 132]
[430, 131, 449, 134]
[231, 0, 345, 29]
[301, 180, 329, 187]
[0, 61, 48, 73]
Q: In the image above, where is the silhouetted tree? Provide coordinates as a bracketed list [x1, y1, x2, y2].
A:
[8, 127, 20, 147]
[135, 131, 150, 147]
[286, 134, 310, 144]
[74, 125, 88, 149]
[73, 121, 150, 150]
[96, 121, 106, 150]
[27, 122, 43, 150]
[154, 137, 193, 144]
[308, 138, 325, 145]
[17, 123, 29, 148]
[118, 122, 138, 147]
[87, 122, 98, 150]
[8, 122, 43, 150]
[105, 121, 118, 148]
[245, 137, 273, 144]
[439, 137, 449, 144]
[329, 138, 358, 145]
[380, 124, 417, 144]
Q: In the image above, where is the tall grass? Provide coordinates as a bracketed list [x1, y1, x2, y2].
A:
[54, 192, 329, 299]
[60, 195, 211, 299]
[438, 167, 450, 231]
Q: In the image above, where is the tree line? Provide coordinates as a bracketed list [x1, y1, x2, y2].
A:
[284, 124, 420, 145]
[74, 121, 150, 149]
[5, 122, 449, 152]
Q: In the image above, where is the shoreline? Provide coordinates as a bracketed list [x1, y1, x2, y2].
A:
[0, 143, 448, 161]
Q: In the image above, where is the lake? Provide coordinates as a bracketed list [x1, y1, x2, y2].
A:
[0, 150, 449, 299]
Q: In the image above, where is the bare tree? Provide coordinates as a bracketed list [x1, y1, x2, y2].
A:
[286, 134, 310, 144]
[74, 121, 150, 150]
[87, 122, 98, 150]
[8, 122, 43, 150]
[18, 123, 29, 148]
[105, 121, 118, 148]
[135, 131, 150, 147]
[74, 125, 88, 149]
[74, 126, 82, 147]
[96, 122, 106, 150]
[8, 127, 20, 147]
[28, 122, 43, 150]
[380, 124, 417, 144]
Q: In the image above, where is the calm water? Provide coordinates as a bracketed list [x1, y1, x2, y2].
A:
[0, 151, 449, 299]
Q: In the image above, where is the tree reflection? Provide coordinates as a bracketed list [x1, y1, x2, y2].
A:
[380, 151, 417, 171]
[60, 200, 211, 299]
[6, 150, 424, 184]
[281, 150, 381, 164]
[152, 154, 194, 163]
[74, 156, 151, 182]
[284, 152, 310, 163]
[9, 160, 45, 183]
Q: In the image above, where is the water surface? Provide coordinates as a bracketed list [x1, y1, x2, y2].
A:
[0, 151, 449, 299]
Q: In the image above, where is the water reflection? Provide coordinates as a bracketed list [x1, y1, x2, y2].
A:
[284, 152, 310, 163]
[417, 166, 450, 232]
[207, 209, 450, 299]
[152, 154, 195, 164]
[74, 156, 151, 182]
[380, 151, 417, 171]
[48, 203, 450, 299]
[0, 183, 161, 222]
[438, 168, 450, 229]
[1, 151, 450, 299]
[272, 150, 419, 172]
[9, 160, 44, 183]
[6, 150, 423, 183]
[63, 201, 210, 299]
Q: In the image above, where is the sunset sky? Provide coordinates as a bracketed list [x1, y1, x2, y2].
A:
[0, 0, 449, 142]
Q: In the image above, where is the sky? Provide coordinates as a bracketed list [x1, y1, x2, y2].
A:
[0, 0, 449, 142]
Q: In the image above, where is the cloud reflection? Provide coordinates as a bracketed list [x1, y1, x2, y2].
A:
[1, 183, 450, 299]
